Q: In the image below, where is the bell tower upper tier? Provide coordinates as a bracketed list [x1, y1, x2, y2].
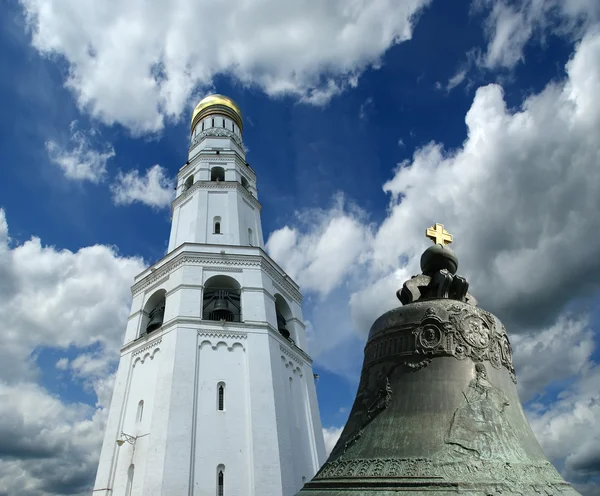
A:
[168, 94, 263, 252]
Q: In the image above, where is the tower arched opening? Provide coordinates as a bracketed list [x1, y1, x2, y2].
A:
[203, 276, 241, 322]
[274, 294, 293, 341]
[213, 216, 222, 234]
[211, 167, 225, 182]
[217, 465, 225, 496]
[241, 175, 249, 190]
[183, 174, 194, 191]
[141, 289, 166, 336]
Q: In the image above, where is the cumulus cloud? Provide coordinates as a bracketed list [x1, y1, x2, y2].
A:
[366, 29, 600, 333]
[111, 164, 175, 209]
[512, 316, 595, 403]
[266, 196, 371, 296]
[269, 28, 600, 347]
[45, 121, 114, 183]
[0, 209, 145, 495]
[0, 383, 104, 496]
[19, 0, 431, 133]
[527, 364, 600, 486]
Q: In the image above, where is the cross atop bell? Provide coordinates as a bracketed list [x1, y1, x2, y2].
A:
[426, 222, 453, 245]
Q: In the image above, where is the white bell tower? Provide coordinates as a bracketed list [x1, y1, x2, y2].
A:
[92, 95, 326, 496]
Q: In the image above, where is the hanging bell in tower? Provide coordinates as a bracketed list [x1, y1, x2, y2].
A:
[209, 290, 233, 321]
[277, 312, 291, 339]
[146, 301, 165, 333]
[297, 236, 580, 495]
[213, 294, 231, 312]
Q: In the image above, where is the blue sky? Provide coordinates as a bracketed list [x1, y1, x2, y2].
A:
[1, 0, 600, 494]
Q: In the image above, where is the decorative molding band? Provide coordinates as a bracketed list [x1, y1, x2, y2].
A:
[131, 251, 303, 304]
[198, 330, 248, 340]
[180, 152, 255, 180]
[171, 180, 261, 212]
[203, 265, 244, 274]
[363, 304, 516, 382]
[132, 253, 257, 295]
[132, 338, 162, 357]
[190, 127, 244, 149]
[313, 458, 565, 487]
[280, 344, 305, 367]
[260, 261, 302, 303]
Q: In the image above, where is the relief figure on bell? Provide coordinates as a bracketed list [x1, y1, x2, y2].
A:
[443, 363, 529, 462]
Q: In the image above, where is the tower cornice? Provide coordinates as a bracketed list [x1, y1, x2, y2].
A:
[172, 180, 261, 214]
[190, 127, 243, 149]
[179, 152, 256, 179]
[131, 244, 303, 304]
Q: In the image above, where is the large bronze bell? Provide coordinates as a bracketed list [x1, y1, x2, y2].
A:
[297, 238, 580, 495]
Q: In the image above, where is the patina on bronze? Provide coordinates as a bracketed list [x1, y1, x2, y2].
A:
[296, 227, 580, 495]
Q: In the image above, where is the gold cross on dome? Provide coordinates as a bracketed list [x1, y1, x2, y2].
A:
[426, 223, 453, 245]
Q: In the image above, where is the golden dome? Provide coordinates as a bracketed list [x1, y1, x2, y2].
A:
[191, 94, 243, 132]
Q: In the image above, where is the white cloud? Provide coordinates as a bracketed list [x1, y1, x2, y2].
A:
[476, 0, 600, 71]
[482, 1, 532, 69]
[55, 357, 69, 370]
[45, 121, 114, 183]
[512, 315, 595, 403]
[445, 69, 467, 91]
[527, 364, 600, 486]
[0, 209, 145, 494]
[266, 196, 371, 296]
[364, 29, 600, 332]
[322, 426, 344, 456]
[111, 164, 175, 209]
[359, 97, 374, 120]
[270, 28, 600, 346]
[19, 0, 431, 134]
[0, 382, 105, 496]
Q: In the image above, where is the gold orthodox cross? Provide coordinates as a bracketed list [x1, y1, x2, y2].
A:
[426, 223, 453, 245]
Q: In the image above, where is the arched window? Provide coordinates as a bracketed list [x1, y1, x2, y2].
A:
[211, 118, 214, 127]
[211, 167, 225, 182]
[126, 464, 134, 496]
[137, 400, 144, 422]
[203, 276, 241, 323]
[202, 121, 205, 131]
[213, 216, 222, 234]
[142, 290, 166, 336]
[241, 176, 249, 190]
[184, 175, 194, 191]
[217, 382, 225, 411]
[217, 466, 225, 496]
[248, 228, 253, 246]
[222, 118, 225, 128]
[275, 294, 293, 341]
